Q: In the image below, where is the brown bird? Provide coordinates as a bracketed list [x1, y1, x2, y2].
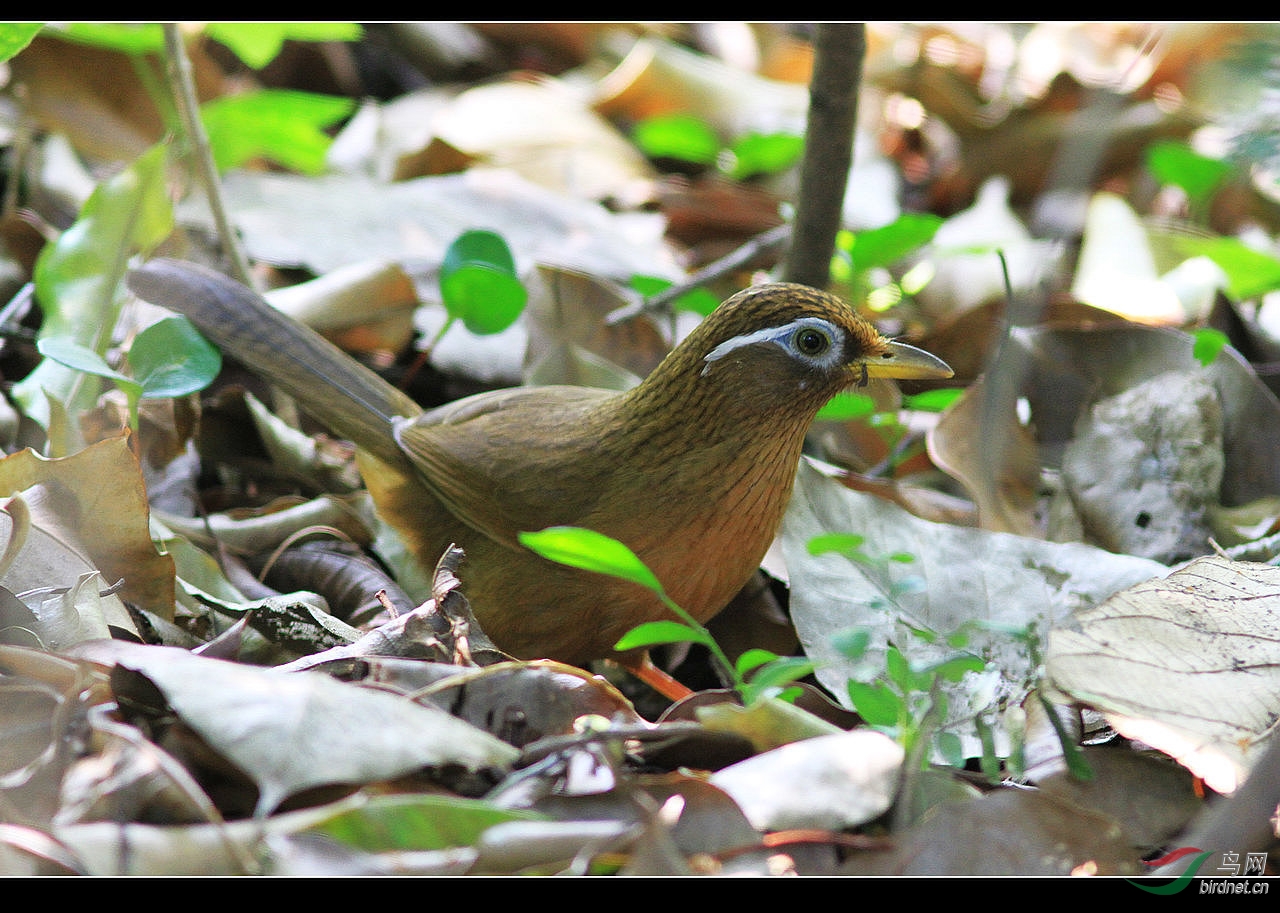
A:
[128, 261, 952, 687]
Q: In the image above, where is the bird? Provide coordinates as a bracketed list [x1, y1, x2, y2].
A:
[127, 260, 952, 691]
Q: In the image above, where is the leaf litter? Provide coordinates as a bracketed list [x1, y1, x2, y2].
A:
[3, 22, 1280, 877]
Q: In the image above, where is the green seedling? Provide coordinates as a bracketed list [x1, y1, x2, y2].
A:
[38, 315, 221, 431]
[519, 525, 813, 703]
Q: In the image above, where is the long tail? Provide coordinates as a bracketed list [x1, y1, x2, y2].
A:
[127, 259, 420, 467]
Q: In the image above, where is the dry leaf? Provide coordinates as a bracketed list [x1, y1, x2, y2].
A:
[75, 641, 519, 817]
[0, 437, 174, 620]
[264, 259, 419, 356]
[184, 167, 679, 281]
[709, 729, 903, 832]
[780, 460, 1166, 755]
[1046, 555, 1280, 794]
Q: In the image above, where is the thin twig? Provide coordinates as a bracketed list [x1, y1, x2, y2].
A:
[162, 24, 254, 288]
[605, 222, 792, 326]
[783, 23, 865, 290]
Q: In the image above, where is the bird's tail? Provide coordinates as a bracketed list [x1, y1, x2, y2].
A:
[127, 258, 419, 467]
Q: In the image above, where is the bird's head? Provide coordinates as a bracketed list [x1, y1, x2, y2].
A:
[653, 283, 952, 416]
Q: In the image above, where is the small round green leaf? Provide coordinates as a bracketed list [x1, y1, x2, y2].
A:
[735, 648, 779, 677]
[129, 315, 222, 398]
[440, 230, 526, 335]
[443, 229, 517, 277]
[440, 266, 527, 335]
[1147, 140, 1232, 207]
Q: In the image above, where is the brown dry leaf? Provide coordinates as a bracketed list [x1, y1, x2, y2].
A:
[656, 175, 786, 252]
[827, 466, 978, 528]
[693, 695, 842, 754]
[842, 787, 1140, 875]
[930, 322, 1280, 537]
[917, 297, 1120, 387]
[9, 33, 227, 164]
[357, 658, 645, 748]
[522, 265, 670, 388]
[1035, 746, 1202, 852]
[592, 32, 808, 136]
[264, 259, 419, 357]
[154, 493, 374, 556]
[415, 79, 656, 201]
[0, 436, 174, 620]
[868, 29, 1196, 205]
[1046, 555, 1280, 795]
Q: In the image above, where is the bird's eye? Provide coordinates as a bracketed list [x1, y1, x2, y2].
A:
[794, 326, 830, 356]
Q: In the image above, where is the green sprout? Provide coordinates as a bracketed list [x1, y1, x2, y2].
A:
[518, 525, 813, 703]
[38, 315, 222, 431]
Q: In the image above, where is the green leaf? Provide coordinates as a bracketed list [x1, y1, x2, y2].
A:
[633, 115, 720, 165]
[440, 267, 527, 334]
[846, 680, 902, 728]
[15, 144, 173, 426]
[206, 22, 361, 69]
[902, 388, 963, 412]
[48, 22, 165, 54]
[307, 793, 543, 852]
[36, 337, 143, 427]
[935, 730, 965, 767]
[519, 526, 664, 595]
[200, 89, 355, 174]
[1176, 235, 1280, 300]
[885, 645, 910, 692]
[1147, 140, 1233, 208]
[443, 228, 518, 276]
[923, 654, 987, 683]
[36, 337, 137, 393]
[841, 213, 944, 273]
[806, 532, 865, 556]
[724, 132, 803, 179]
[831, 628, 871, 661]
[440, 230, 527, 335]
[746, 656, 816, 692]
[614, 619, 709, 651]
[815, 390, 876, 422]
[1192, 327, 1229, 367]
[735, 648, 779, 677]
[0, 23, 42, 63]
[129, 315, 222, 398]
[629, 275, 719, 316]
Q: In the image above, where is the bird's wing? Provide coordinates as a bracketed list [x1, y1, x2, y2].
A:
[393, 385, 617, 548]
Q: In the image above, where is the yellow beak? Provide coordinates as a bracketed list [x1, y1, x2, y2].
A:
[861, 340, 954, 380]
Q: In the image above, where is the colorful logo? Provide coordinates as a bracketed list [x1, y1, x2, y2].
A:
[1127, 847, 1212, 894]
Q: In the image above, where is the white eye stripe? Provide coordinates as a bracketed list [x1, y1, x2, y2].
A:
[702, 317, 845, 374]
